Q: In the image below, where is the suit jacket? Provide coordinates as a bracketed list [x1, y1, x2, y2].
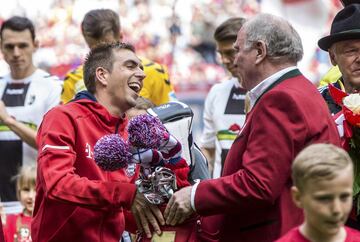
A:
[195, 69, 341, 242]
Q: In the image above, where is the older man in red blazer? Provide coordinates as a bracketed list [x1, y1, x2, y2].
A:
[164, 13, 341, 242]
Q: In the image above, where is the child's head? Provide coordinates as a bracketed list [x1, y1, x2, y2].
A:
[16, 165, 36, 215]
[291, 143, 353, 237]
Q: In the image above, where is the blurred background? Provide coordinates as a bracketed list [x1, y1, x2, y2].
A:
[0, 0, 343, 141]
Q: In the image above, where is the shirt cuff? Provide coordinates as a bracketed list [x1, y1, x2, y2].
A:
[190, 181, 200, 212]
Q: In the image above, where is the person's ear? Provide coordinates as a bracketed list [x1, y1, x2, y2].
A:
[291, 186, 303, 209]
[96, 67, 109, 86]
[329, 47, 338, 66]
[34, 39, 39, 51]
[254, 41, 266, 65]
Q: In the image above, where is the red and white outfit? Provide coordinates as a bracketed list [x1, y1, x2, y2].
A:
[31, 92, 139, 242]
[3, 212, 32, 242]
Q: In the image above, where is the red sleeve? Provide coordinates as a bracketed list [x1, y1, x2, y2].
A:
[165, 158, 190, 188]
[36, 107, 137, 210]
[195, 90, 306, 214]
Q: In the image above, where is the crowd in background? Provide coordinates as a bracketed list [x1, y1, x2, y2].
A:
[0, 0, 343, 92]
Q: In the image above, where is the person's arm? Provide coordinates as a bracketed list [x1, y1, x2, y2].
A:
[165, 91, 307, 223]
[201, 147, 215, 175]
[200, 86, 217, 175]
[194, 91, 306, 214]
[0, 101, 37, 148]
[37, 107, 163, 237]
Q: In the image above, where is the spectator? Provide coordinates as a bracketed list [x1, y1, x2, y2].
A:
[276, 144, 360, 242]
[318, 3, 360, 229]
[200, 17, 247, 178]
[164, 13, 341, 242]
[3, 165, 36, 242]
[31, 42, 164, 242]
[0, 16, 61, 202]
[61, 9, 176, 106]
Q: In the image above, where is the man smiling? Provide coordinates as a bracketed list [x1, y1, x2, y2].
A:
[32, 42, 164, 242]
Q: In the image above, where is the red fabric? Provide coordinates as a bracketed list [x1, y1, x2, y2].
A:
[343, 106, 360, 127]
[3, 213, 32, 242]
[32, 99, 139, 242]
[276, 226, 360, 242]
[165, 158, 190, 188]
[135, 205, 199, 242]
[0, 218, 4, 242]
[328, 83, 347, 106]
[195, 72, 341, 241]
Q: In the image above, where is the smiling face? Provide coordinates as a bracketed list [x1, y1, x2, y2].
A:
[19, 184, 36, 215]
[330, 39, 360, 93]
[293, 165, 353, 238]
[0, 29, 37, 79]
[105, 49, 145, 114]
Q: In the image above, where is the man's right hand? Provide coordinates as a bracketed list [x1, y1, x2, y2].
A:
[131, 191, 165, 239]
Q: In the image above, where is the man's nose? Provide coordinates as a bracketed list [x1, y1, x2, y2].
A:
[13, 46, 21, 56]
[136, 69, 146, 80]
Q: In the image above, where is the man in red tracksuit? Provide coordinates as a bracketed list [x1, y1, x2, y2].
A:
[32, 42, 164, 242]
[164, 14, 341, 242]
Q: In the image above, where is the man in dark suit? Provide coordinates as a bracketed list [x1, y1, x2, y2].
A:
[164, 13, 341, 242]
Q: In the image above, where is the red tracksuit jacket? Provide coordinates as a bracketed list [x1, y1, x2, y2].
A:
[32, 93, 139, 242]
[194, 69, 341, 242]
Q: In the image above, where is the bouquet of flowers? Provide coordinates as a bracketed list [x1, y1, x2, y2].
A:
[94, 114, 190, 205]
[329, 84, 360, 212]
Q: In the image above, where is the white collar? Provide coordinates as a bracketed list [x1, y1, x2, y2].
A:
[248, 66, 297, 110]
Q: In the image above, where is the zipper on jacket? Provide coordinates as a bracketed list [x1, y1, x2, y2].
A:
[115, 120, 121, 134]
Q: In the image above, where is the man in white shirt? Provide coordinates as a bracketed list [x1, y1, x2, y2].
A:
[0, 16, 61, 201]
[200, 17, 247, 178]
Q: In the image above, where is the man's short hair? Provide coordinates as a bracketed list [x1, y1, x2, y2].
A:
[292, 143, 352, 191]
[0, 16, 35, 41]
[83, 42, 135, 94]
[243, 14, 303, 64]
[214, 17, 246, 43]
[81, 9, 120, 40]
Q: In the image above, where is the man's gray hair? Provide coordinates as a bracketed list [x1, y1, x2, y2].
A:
[243, 14, 303, 63]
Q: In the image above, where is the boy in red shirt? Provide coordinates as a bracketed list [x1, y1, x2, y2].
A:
[276, 144, 360, 242]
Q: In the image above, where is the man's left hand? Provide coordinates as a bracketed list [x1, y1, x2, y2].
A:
[164, 186, 194, 226]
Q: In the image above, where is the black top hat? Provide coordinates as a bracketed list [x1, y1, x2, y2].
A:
[318, 4, 360, 51]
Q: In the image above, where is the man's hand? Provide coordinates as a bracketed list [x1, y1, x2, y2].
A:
[164, 186, 194, 226]
[0, 101, 11, 124]
[131, 191, 165, 239]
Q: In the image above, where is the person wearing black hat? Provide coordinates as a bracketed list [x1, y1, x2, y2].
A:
[318, 3, 360, 231]
[319, 3, 360, 114]
[318, 0, 360, 88]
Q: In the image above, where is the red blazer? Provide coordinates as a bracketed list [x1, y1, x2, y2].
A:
[195, 69, 341, 242]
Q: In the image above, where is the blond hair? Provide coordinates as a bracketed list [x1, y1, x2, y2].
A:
[15, 165, 37, 200]
[292, 143, 352, 191]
